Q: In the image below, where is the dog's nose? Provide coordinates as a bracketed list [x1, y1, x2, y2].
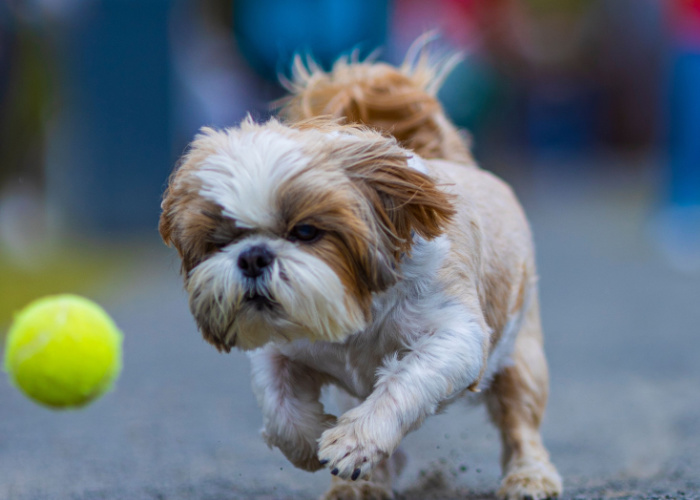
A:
[237, 245, 274, 278]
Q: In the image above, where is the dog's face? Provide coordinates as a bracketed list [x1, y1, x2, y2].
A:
[160, 118, 454, 351]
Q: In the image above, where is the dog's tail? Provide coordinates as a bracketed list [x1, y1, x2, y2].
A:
[279, 36, 472, 163]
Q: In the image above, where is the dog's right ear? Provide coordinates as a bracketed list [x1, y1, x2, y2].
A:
[320, 130, 454, 294]
[339, 136, 455, 258]
[349, 156, 455, 254]
[159, 127, 226, 274]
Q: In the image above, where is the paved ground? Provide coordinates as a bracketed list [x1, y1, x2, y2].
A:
[1, 164, 699, 499]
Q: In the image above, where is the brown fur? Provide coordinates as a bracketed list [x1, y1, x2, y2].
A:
[297, 121, 457, 257]
[281, 51, 562, 500]
[159, 44, 562, 499]
[160, 128, 237, 274]
[281, 54, 472, 164]
[486, 298, 561, 499]
[159, 119, 455, 354]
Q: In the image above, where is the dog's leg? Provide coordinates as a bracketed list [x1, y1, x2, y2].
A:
[318, 307, 487, 481]
[249, 347, 335, 471]
[321, 391, 407, 500]
[486, 299, 562, 500]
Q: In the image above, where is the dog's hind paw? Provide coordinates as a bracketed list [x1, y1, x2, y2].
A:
[498, 459, 562, 500]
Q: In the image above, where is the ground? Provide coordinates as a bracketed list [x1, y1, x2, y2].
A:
[1, 162, 699, 499]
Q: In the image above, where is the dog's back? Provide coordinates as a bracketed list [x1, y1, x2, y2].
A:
[280, 48, 472, 164]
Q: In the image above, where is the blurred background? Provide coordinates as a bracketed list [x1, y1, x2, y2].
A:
[1, 1, 700, 499]
[0, 0, 699, 316]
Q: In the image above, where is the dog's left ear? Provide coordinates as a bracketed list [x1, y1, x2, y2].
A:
[346, 146, 455, 256]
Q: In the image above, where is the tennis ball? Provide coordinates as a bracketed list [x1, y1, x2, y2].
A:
[3, 294, 123, 409]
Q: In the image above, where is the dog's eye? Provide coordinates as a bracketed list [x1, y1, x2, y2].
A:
[209, 226, 247, 251]
[289, 224, 322, 243]
[210, 235, 235, 250]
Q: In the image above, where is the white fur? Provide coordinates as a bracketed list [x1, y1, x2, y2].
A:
[177, 122, 511, 482]
[187, 235, 366, 350]
[162, 55, 562, 498]
[195, 129, 309, 230]
[251, 235, 489, 479]
[482, 288, 533, 385]
[249, 346, 335, 469]
[406, 154, 428, 174]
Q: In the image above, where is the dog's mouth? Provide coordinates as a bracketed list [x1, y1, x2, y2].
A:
[245, 293, 276, 311]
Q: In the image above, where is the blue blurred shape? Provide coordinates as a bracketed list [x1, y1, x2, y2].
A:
[669, 50, 700, 207]
[525, 81, 596, 157]
[233, 0, 390, 80]
[50, 0, 172, 235]
[652, 45, 700, 271]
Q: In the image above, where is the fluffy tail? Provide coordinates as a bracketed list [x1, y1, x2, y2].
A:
[279, 37, 472, 163]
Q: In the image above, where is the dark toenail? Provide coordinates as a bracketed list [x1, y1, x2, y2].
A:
[319, 459, 329, 465]
[351, 468, 361, 480]
[331, 468, 339, 475]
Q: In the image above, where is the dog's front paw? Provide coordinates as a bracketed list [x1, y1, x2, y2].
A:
[498, 459, 562, 500]
[318, 417, 390, 481]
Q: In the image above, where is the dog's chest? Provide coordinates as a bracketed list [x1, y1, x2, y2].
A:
[281, 314, 409, 398]
[279, 236, 452, 398]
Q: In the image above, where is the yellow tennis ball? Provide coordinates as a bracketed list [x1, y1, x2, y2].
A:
[3, 294, 123, 409]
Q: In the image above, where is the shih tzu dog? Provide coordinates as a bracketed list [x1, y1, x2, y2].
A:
[160, 44, 562, 500]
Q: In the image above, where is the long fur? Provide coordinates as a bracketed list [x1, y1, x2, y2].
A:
[159, 41, 562, 500]
[160, 118, 454, 352]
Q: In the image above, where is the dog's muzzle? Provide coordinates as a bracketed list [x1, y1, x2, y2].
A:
[238, 244, 276, 310]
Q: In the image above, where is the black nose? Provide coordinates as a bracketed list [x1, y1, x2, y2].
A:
[237, 245, 274, 278]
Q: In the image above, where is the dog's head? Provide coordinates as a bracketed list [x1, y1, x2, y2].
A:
[160, 118, 454, 351]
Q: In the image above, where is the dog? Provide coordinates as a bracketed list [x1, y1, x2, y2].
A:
[159, 44, 563, 500]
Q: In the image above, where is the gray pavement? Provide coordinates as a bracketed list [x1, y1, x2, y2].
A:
[1, 165, 699, 499]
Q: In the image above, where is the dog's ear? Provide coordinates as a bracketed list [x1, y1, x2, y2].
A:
[343, 140, 455, 257]
[159, 127, 226, 274]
